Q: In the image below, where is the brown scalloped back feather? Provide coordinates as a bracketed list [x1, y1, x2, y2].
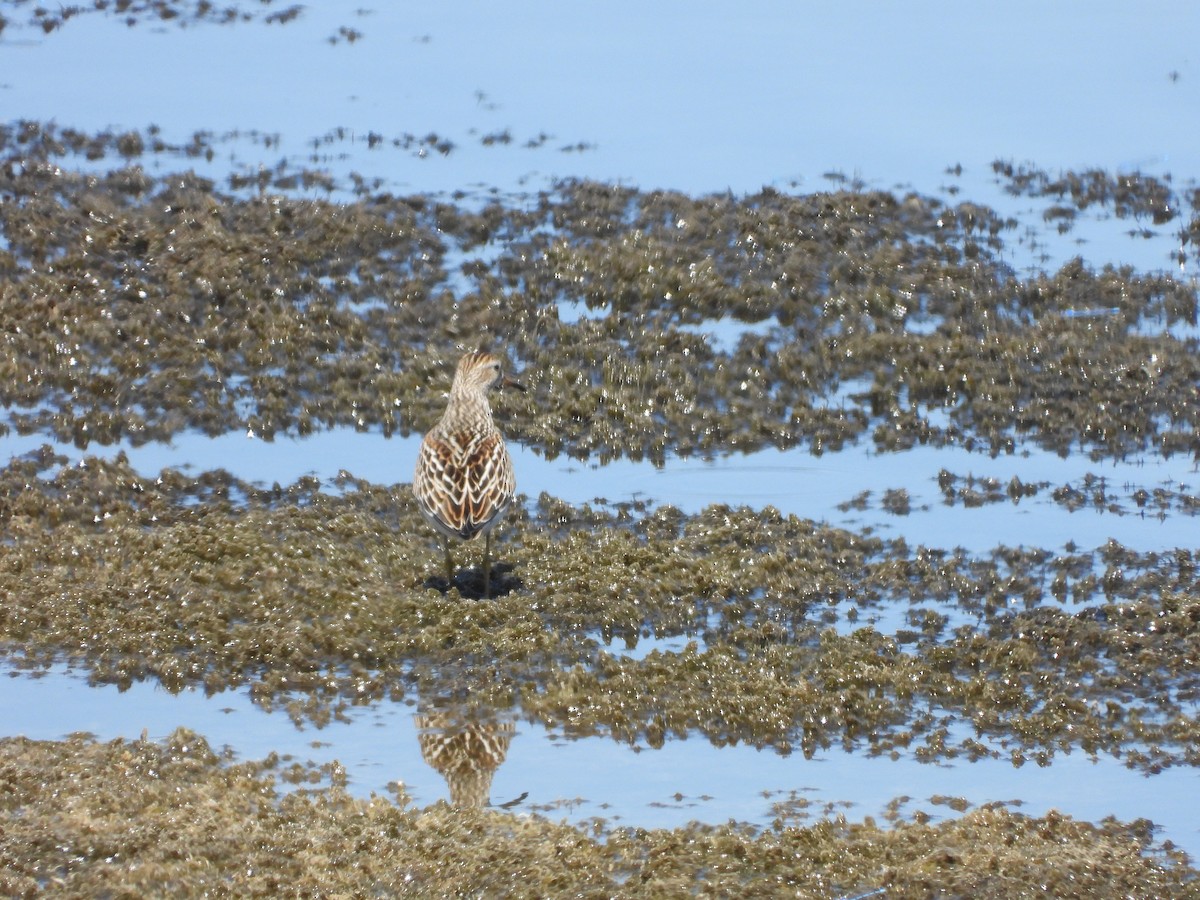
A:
[412, 352, 517, 542]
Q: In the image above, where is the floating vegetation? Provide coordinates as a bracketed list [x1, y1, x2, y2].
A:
[937, 470, 1041, 507]
[0, 450, 1197, 773]
[1, 729, 1196, 897]
[0, 123, 1197, 463]
[935, 469, 1199, 518]
[993, 160, 1177, 226]
[2, 120, 1200, 890]
[0, 0, 307, 35]
[881, 487, 914, 515]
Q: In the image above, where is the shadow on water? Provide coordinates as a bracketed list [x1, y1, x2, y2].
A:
[424, 562, 523, 599]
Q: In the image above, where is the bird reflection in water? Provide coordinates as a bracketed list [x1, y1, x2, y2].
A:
[415, 710, 524, 809]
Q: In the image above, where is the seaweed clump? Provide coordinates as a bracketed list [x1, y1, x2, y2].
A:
[1, 124, 1198, 463]
[1, 450, 1198, 772]
[1, 729, 1196, 898]
[0, 1, 306, 35]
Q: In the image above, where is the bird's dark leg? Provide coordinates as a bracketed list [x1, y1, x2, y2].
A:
[483, 532, 492, 599]
[444, 539, 454, 587]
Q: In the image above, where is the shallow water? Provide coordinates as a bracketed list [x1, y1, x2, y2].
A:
[2, 427, 1193, 555]
[4, 2, 1199, 275]
[6, 663, 1198, 857]
[3, 426, 1198, 856]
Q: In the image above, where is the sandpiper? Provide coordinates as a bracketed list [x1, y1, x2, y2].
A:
[412, 351, 524, 597]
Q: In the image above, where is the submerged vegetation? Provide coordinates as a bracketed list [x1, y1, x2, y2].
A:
[1, 119, 1199, 892]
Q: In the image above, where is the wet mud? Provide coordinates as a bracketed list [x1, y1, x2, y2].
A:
[2, 121, 1200, 892]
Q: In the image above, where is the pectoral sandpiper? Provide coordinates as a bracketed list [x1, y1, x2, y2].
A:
[412, 351, 524, 597]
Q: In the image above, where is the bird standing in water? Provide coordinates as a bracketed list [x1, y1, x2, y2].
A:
[412, 351, 524, 597]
